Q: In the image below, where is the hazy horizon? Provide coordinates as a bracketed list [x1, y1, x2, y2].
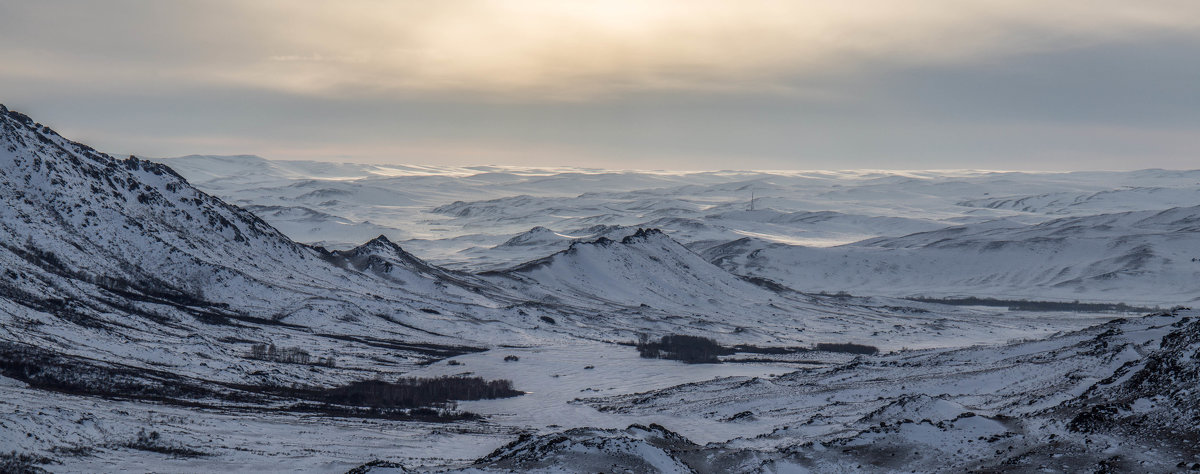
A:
[153, 152, 1199, 174]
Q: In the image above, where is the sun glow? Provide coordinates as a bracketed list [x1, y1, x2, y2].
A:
[186, 0, 1200, 99]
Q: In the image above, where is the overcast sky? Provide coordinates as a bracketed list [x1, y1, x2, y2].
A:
[2, 1, 1199, 170]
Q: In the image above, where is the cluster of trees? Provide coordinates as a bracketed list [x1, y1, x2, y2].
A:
[814, 342, 879, 355]
[635, 334, 882, 363]
[321, 376, 521, 408]
[246, 343, 336, 367]
[1, 451, 53, 473]
[637, 334, 731, 364]
[905, 296, 1158, 313]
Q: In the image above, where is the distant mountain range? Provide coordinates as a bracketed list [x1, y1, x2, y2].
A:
[157, 153, 1200, 306]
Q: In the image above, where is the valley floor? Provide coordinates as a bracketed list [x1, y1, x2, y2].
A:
[6, 310, 1165, 473]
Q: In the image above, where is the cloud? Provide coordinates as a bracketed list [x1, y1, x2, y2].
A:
[2, 1, 1198, 170]
[4, 1, 1200, 100]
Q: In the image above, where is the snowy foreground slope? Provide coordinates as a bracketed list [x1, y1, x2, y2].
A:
[449, 311, 1200, 473]
[1, 104, 1198, 472]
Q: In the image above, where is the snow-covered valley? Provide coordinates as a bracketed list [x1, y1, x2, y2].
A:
[2, 104, 1199, 472]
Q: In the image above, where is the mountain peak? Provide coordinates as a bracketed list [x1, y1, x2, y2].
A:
[566, 236, 613, 251]
[343, 234, 407, 258]
[0, 105, 47, 134]
[367, 234, 394, 246]
[560, 228, 671, 253]
[620, 227, 666, 244]
[495, 226, 572, 249]
[487, 226, 775, 312]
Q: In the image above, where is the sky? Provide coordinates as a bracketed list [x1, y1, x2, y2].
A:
[1, 0, 1199, 170]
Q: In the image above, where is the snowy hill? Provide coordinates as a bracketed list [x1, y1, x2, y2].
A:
[706, 206, 1200, 305]
[484, 228, 778, 312]
[957, 184, 1200, 215]
[492, 226, 576, 249]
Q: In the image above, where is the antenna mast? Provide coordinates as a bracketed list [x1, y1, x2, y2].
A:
[750, 191, 755, 211]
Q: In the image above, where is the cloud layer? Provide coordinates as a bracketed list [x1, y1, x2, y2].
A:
[6, 1, 1200, 99]
[2, 1, 1198, 168]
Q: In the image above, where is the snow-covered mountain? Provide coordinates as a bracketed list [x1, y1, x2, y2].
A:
[0, 104, 540, 393]
[4, 104, 1199, 472]
[484, 228, 769, 311]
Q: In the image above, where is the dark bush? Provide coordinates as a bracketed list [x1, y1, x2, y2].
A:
[321, 376, 521, 409]
[123, 429, 208, 457]
[814, 343, 879, 355]
[0, 343, 217, 402]
[635, 335, 880, 362]
[637, 334, 732, 364]
[49, 446, 93, 458]
[347, 460, 407, 474]
[504, 355, 520, 362]
[284, 403, 477, 422]
[0, 451, 52, 473]
[729, 344, 807, 355]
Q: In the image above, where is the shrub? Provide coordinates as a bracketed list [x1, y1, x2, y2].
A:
[503, 355, 520, 362]
[347, 460, 406, 474]
[123, 429, 208, 457]
[0, 451, 51, 473]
